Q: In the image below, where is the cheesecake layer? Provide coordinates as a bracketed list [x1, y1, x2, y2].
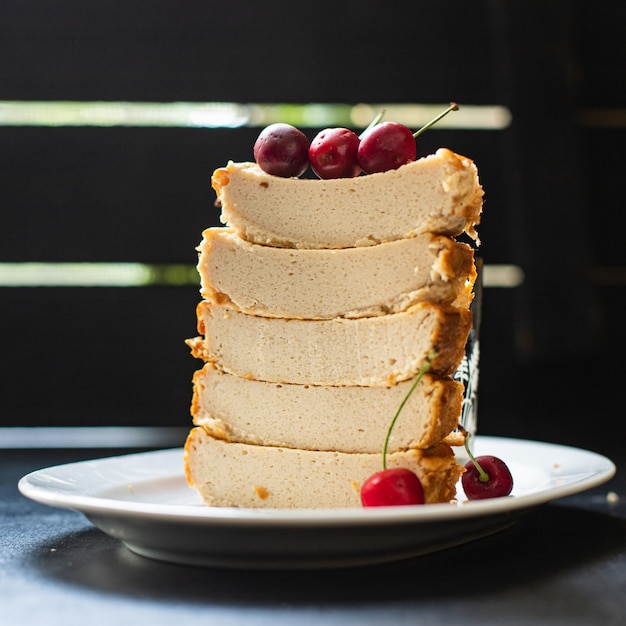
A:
[191, 362, 463, 453]
[197, 228, 476, 319]
[188, 301, 472, 385]
[184, 426, 464, 508]
[214, 148, 483, 249]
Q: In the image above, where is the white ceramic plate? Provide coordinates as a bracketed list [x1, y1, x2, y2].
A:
[18, 436, 615, 569]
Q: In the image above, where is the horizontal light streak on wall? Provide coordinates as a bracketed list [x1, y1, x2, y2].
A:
[0, 426, 188, 449]
[482, 264, 525, 288]
[0, 101, 512, 130]
[0, 262, 524, 288]
[348, 103, 512, 131]
[0, 101, 250, 128]
[0, 262, 198, 287]
[2, 101, 621, 130]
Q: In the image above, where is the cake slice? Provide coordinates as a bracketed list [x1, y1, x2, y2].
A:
[191, 362, 463, 453]
[197, 228, 476, 319]
[214, 148, 483, 249]
[184, 426, 463, 508]
[188, 300, 472, 385]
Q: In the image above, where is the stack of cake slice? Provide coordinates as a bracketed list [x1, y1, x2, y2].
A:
[184, 147, 483, 508]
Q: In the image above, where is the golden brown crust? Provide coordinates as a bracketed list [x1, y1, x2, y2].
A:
[185, 335, 208, 360]
[438, 149, 484, 244]
[427, 305, 473, 376]
[411, 443, 465, 504]
[420, 376, 464, 446]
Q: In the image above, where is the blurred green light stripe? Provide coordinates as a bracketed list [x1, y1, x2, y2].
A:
[0, 101, 250, 128]
[0, 262, 525, 288]
[0, 262, 198, 287]
[0, 101, 512, 129]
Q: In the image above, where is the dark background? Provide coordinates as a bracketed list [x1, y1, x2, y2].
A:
[1, 2, 624, 454]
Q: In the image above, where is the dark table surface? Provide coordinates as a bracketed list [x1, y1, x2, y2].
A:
[2, 427, 625, 626]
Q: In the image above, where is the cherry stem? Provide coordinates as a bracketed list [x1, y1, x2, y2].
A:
[359, 109, 386, 139]
[459, 425, 490, 483]
[381, 351, 437, 470]
[412, 102, 459, 139]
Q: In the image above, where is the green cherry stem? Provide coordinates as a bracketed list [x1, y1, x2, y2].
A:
[412, 102, 459, 139]
[359, 109, 386, 139]
[459, 424, 490, 483]
[381, 351, 437, 470]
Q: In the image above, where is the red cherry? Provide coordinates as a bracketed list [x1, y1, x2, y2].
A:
[361, 468, 425, 507]
[308, 128, 362, 179]
[253, 123, 309, 178]
[462, 455, 513, 500]
[357, 121, 416, 174]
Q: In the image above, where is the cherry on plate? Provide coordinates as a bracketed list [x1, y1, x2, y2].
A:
[462, 455, 513, 500]
[361, 467, 425, 507]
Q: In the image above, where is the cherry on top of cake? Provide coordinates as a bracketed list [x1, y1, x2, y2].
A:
[253, 103, 459, 180]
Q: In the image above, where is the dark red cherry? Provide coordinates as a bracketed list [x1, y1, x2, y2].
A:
[308, 127, 362, 179]
[253, 123, 309, 177]
[357, 121, 416, 174]
[462, 455, 513, 500]
[361, 467, 425, 507]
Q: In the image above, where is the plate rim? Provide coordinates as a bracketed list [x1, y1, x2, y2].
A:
[18, 435, 616, 528]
